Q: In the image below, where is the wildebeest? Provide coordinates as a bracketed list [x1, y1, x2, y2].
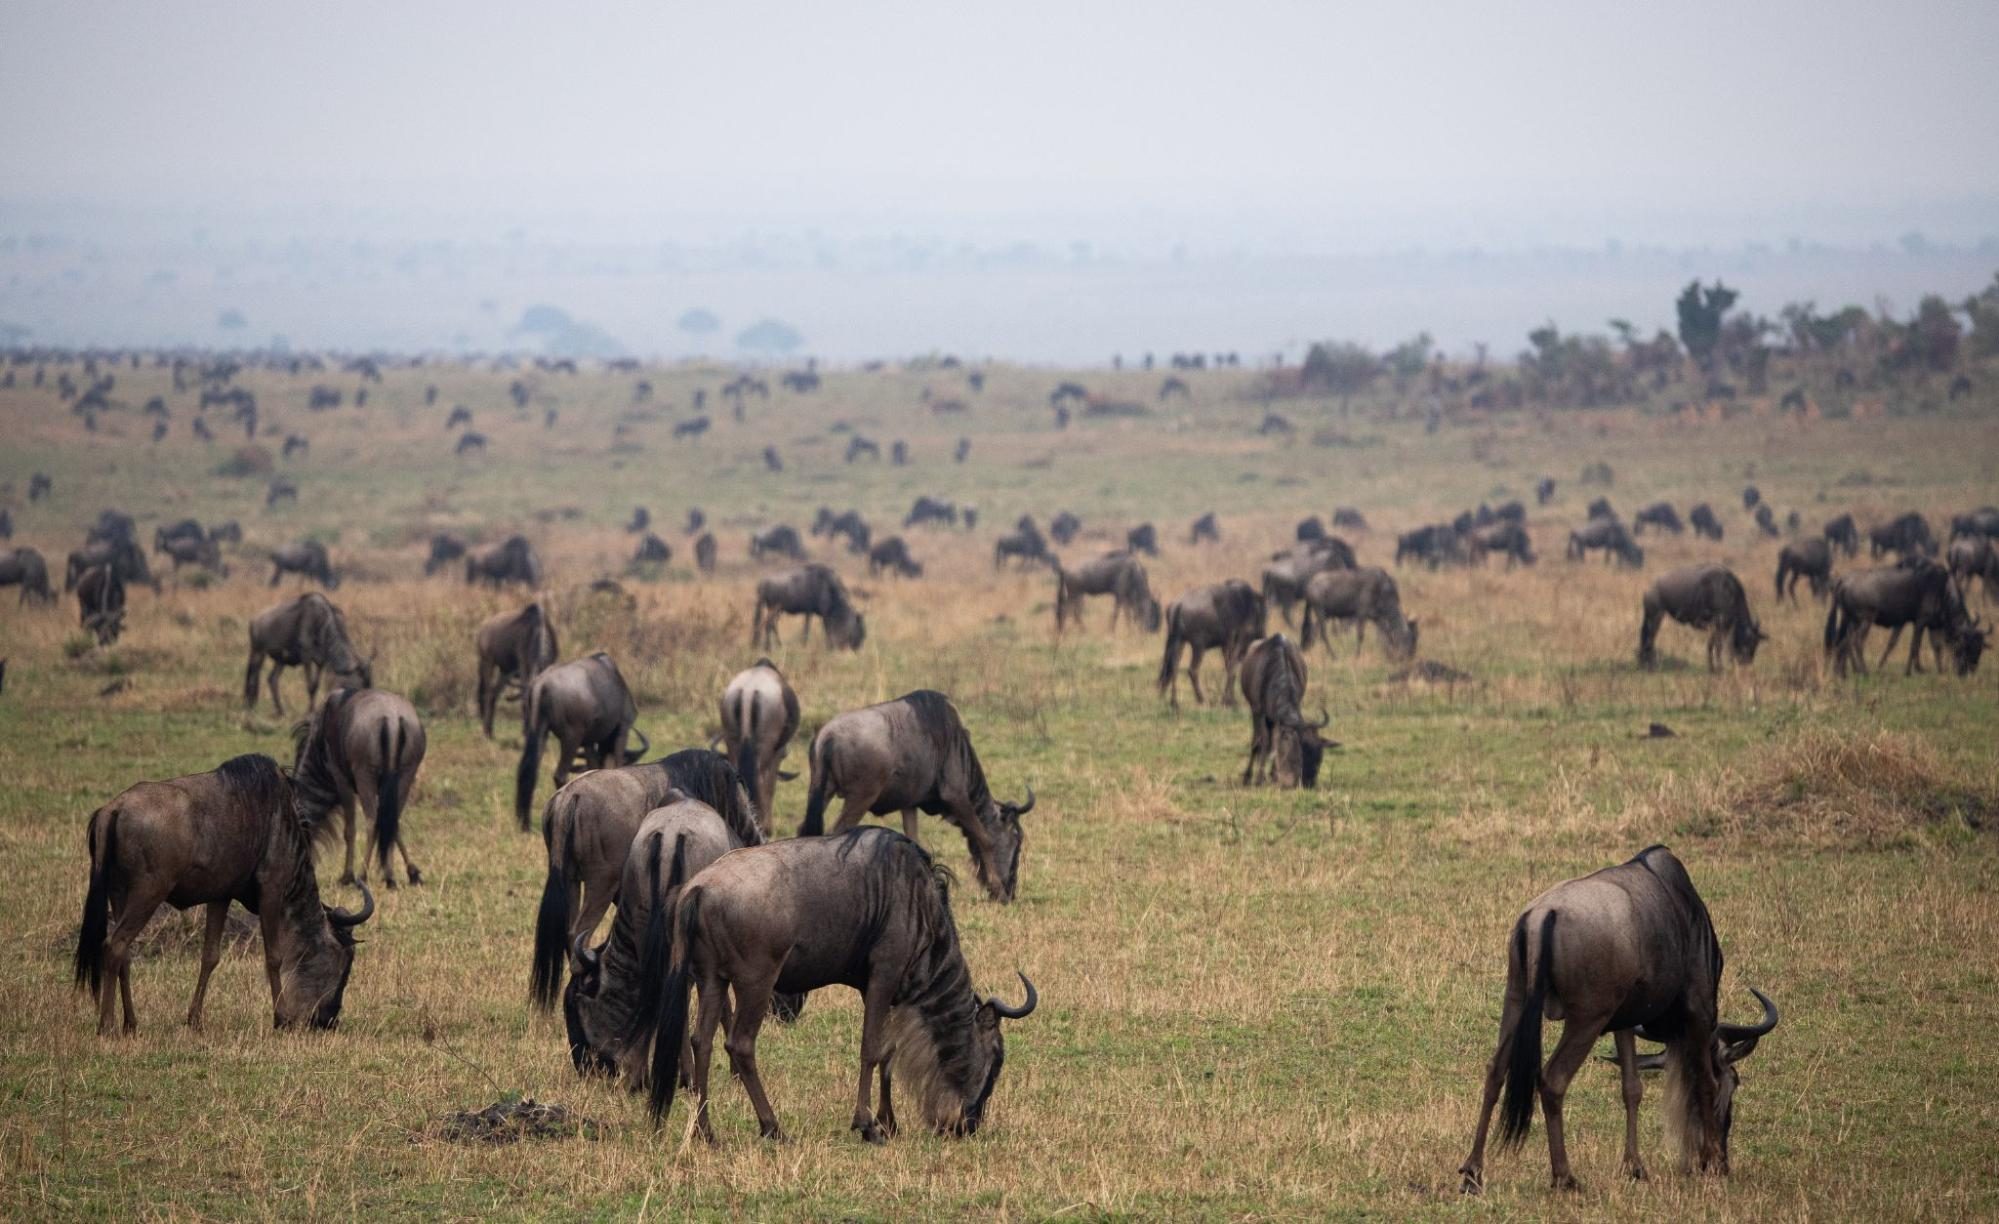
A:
[1333, 506, 1368, 531]
[1188, 512, 1219, 545]
[1296, 516, 1328, 543]
[641, 828, 1037, 1141]
[244, 592, 372, 714]
[1456, 845, 1778, 1192]
[269, 539, 338, 588]
[954, 437, 971, 463]
[1055, 551, 1161, 633]
[29, 472, 52, 500]
[1158, 580, 1265, 708]
[1951, 506, 1999, 540]
[1567, 519, 1644, 567]
[0, 506, 9, 539]
[1048, 511, 1081, 545]
[693, 532, 717, 573]
[283, 433, 309, 459]
[1126, 522, 1159, 557]
[752, 564, 866, 649]
[73, 754, 375, 1036]
[67, 537, 157, 593]
[266, 477, 298, 507]
[466, 535, 542, 586]
[1638, 565, 1764, 671]
[516, 652, 649, 830]
[845, 436, 881, 463]
[75, 564, 126, 645]
[993, 519, 1053, 569]
[799, 690, 1032, 902]
[762, 446, 782, 472]
[1299, 567, 1419, 659]
[1585, 497, 1617, 523]
[1261, 539, 1356, 624]
[632, 533, 672, 565]
[1633, 503, 1683, 535]
[154, 519, 205, 552]
[1823, 513, 1860, 557]
[1774, 538, 1834, 602]
[291, 687, 426, 887]
[1825, 560, 1986, 677]
[868, 535, 922, 578]
[1753, 504, 1780, 538]
[423, 533, 467, 576]
[446, 405, 473, 428]
[1468, 521, 1536, 568]
[749, 524, 806, 562]
[475, 602, 559, 737]
[0, 546, 56, 604]
[719, 659, 800, 831]
[1868, 512, 1936, 559]
[455, 431, 488, 456]
[811, 508, 872, 554]
[1688, 503, 1724, 541]
[1948, 532, 1997, 603]
[1396, 523, 1464, 569]
[207, 520, 242, 546]
[1536, 477, 1557, 506]
[1238, 634, 1334, 789]
[158, 533, 228, 579]
[1741, 485, 1761, 511]
[904, 496, 960, 529]
[625, 506, 650, 534]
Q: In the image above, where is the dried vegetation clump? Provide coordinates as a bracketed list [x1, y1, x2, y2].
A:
[1685, 729, 1993, 847]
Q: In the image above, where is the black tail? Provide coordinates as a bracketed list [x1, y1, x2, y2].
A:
[799, 743, 831, 838]
[74, 810, 115, 997]
[1823, 595, 1843, 654]
[242, 649, 262, 707]
[1499, 911, 1556, 1149]
[735, 738, 760, 823]
[1299, 601, 1319, 652]
[1774, 556, 1788, 601]
[529, 812, 576, 1010]
[624, 832, 686, 1052]
[647, 891, 701, 1124]
[515, 683, 546, 831]
[1156, 606, 1182, 692]
[374, 718, 404, 875]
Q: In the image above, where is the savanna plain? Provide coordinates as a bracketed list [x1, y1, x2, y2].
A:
[1, 354, 1996, 1221]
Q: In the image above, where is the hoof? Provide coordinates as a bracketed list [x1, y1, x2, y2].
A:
[1627, 1163, 1648, 1182]
[1457, 1166, 1483, 1196]
[758, 1125, 786, 1143]
[337, 871, 355, 886]
[407, 868, 424, 885]
[854, 1121, 884, 1145]
[1552, 1173, 1581, 1192]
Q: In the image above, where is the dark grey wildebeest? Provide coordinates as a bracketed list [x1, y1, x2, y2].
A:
[466, 535, 542, 586]
[423, 533, 467, 576]
[1774, 538, 1834, 603]
[475, 602, 559, 738]
[1157, 580, 1266, 708]
[1188, 512, 1219, 545]
[1948, 532, 1997, 603]
[720, 658, 800, 832]
[269, 539, 338, 588]
[1633, 503, 1684, 535]
[1536, 477, 1557, 506]
[1458, 845, 1778, 1193]
[1567, 519, 1644, 567]
[694, 532, 717, 573]
[1048, 510, 1081, 545]
[1638, 565, 1765, 671]
[73, 754, 375, 1036]
[868, 535, 922, 578]
[516, 652, 649, 830]
[1951, 506, 1999, 540]
[244, 593, 371, 714]
[1261, 538, 1358, 625]
[749, 524, 807, 562]
[0, 546, 56, 604]
[67, 537, 156, 592]
[1825, 560, 1986, 677]
[1055, 551, 1161, 633]
[799, 690, 1033, 902]
[1125, 522, 1159, 557]
[529, 750, 759, 1009]
[904, 496, 959, 529]
[642, 828, 1037, 1142]
[1688, 503, 1724, 541]
[292, 687, 425, 887]
[1395, 523, 1463, 569]
[1298, 567, 1419, 660]
[1868, 511, 1936, 559]
[1823, 513, 1860, 558]
[158, 532, 228, 580]
[75, 564, 126, 645]
[993, 519, 1052, 569]
[154, 519, 204, 552]
[1467, 521, 1536, 568]
[1239, 634, 1335, 789]
[752, 564, 866, 649]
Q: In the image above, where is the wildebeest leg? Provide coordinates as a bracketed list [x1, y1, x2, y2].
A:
[98, 885, 164, 1037]
[1905, 625, 1926, 675]
[1539, 1019, 1603, 1191]
[1875, 625, 1903, 673]
[1707, 626, 1724, 673]
[244, 649, 264, 709]
[477, 658, 498, 737]
[801, 612, 812, 644]
[186, 901, 230, 1031]
[900, 808, 921, 843]
[723, 979, 783, 1140]
[851, 976, 897, 1142]
[829, 792, 878, 834]
[394, 831, 423, 886]
[877, 1064, 898, 1138]
[1613, 1029, 1647, 1180]
[688, 971, 728, 1143]
[266, 661, 287, 714]
[341, 795, 360, 885]
[1458, 1003, 1521, 1194]
[305, 662, 323, 708]
[1221, 643, 1241, 708]
[551, 735, 581, 793]
[1187, 645, 1206, 705]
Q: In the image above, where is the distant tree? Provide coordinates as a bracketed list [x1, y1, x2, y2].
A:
[1889, 295, 1962, 373]
[1384, 332, 1434, 381]
[518, 304, 574, 333]
[1608, 319, 1639, 348]
[678, 307, 720, 336]
[1675, 280, 1738, 373]
[735, 318, 805, 354]
[217, 308, 248, 331]
[1300, 341, 1381, 395]
[1963, 274, 1999, 359]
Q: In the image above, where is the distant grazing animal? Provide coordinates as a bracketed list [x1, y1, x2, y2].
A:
[29, 472, 52, 501]
[1948, 533, 1997, 604]
[1297, 516, 1328, 543]
[1126, 522, 1159, 557]
[685, 507, 706, 535]
[1055, 551, 1161, 633]
[1158, 580, 1265, 708]
[845, 436, 881, 463]
[1238, 634, 1334, 789]
[282, 433, 309, 459]
[799, 691, 1033, 903]
[749, 524, 807, 562]
[73, 754, 375, 1036]
[720, 659, 801, 830]
[639, 828, 1037, 1142]
[1688, 503, 1724, 541]
[694, 532, 717, 573]
[763, 446, 783, 472]
[0, 508, 11, 540]
[868, 536, 923, 578]
[1586, 497, 1616, 522]
[1825, 560, 1985, 677]
[515, 653, 649, 830]
[1396, 523, 1463, 569]
[75, 565, 127, 645]
[1823, 513, 1860, 557]
[954, 437, 971, 463]
[269, 539, 338, 588]
[265, 477, 299, 507]
[423, 533, 467, 576]
[1868, 512, 1936, 559]
[994, 520, 1053, 569]
[1048, 511, 1081, 545]
[455, 431, 488, 456]
[154, 519, 205, 553]
[1456, 845, 1778, 1193]
[1949, 506, 1999, 540]
[1333, 507, 1369, 531]
[1633, 503, 1683, 535]
[445, 405, 473, 429]
[475, 602, 559, 738]
[1638, 565, 1764, 671]
[207, 520, 242, 545]
[466, 535, 542, 586]
[672, 416, 710, 439]
[0, 547, 56, 604]
[1468, 521, 1536, 568]
[1299, 567, 1419, 659]
[192, 417, 214, 441]
[244, 593, 371, 714]
[1752, 504, 1780, 538]
[66, 538, 156, 595]
[1741, 485, 1761, 511]
[159, 533, 228, 579]
[1188, 512, 1219, 545]
[1262, 539, 1356, 624]
[632, 533, 671, 565]
[625, 506, 651, 534]
[1567, 519, 1644, 568]
[1535, 477, 1557, 506]
[752, 564, 866, 649]
[811, 507, 872, 554]
[905, 496, 960, 529]
[291, 687, 426, 887]
[1159, 376, 1190, 401]
[892, 440, 909, 465]
[1049, 380, 1088, 408]
[1774, 539, 1834, 602]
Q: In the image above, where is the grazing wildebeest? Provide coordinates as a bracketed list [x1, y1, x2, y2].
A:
[423, 533, 467, 576]
[1158, 580, 1265, 708]
[632, 533, 672, 565]
[1536, 477, 1557, 506]
[868, 535, 923, 578]
[1868, 512, 1936, 559]
[0, 547, 56, 604]
[1825, 560, 1986, 677]
[1188, 512, 1219, 544]
[29, 472, 52, 500]
[88, 510, 138, 547]
[1948, 533, 1997, 603]
[993, 519, 1052, 569]
[1567, 519, 1644, 567]
[1299, 567, 1420, 659]
[1055, 551, 1162, 633]
[1048, 511, 1081, 545]
[291, 687, 426, 887]
[154, 519, 205, 552]
[516, 652, 649, 830]
[749, 524, 806, 562]
[466, 535, 542, 586]
[890, 439, 910, 465]
[1951, 506, 1999, 540]
[904, 496, 960, 529]
[67, 537, 157, 593]
[625, 506, 650, 534]
[207, 520, 241, 546]
[845, 436, 881, 463]
[1468, 521, 1536, 568]
[672, 416, 711, 440]
[1457, 845, 1779, 1193]
[763, 446, 782, 472]
[1688, 503, 1723, 541]
[954, 436, 971, 463]
[269, 539, 338, 588]
[1263, 538, 1358, 623]
[1633, 503, 1684, 535]
[1238, 634, 1334, 789]
[1638, 565, 1765, 671]
[1752, 504, 1780, 538]
[1332, 507, 1368, 531]
[73, 754, 375, 1036]
[1774, 538, 1834, 603]
[475, 602, 559, 737]
[75, 564, 126, 645]
[1824, 513, 1860, 557]
[283, 433, 309, 459]
[1159, 375, 1190, 401]
[799, 690, 1032, 902]
[245, 592, 371, 714]
[811, 508, 871, 554]
[529, 750, 761, 1009]
[455, 431, 488, 456]
[446, 405, 473, 428]
[719, 659, 800, 831]
[641, 828, 1037, 1142]
[1585, 497, 1616, 522]
[752, 564, 867, 650]
[1297, 516, 1328, 543]
[1125, 522, 1159, 557]
[694, 532, 717, 573]
[192, 417, 214, 441]
[1396, 523, 1464, 569]
[1741, 485, 1761, 511]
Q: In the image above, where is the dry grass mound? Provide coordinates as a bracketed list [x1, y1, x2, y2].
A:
[432, 1098, 602, 1145]
[1701, 729, 1994, 847]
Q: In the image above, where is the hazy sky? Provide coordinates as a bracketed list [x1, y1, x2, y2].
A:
[6, 0, 1998, 247]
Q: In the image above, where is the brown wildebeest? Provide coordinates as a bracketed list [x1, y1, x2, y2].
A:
[1457, 845, 1778, 1193]
[993, 519, 1052, 569]
[749, 524, 806, 561]
[868, 535, 922, 578]
[720, 658, 800, 831]
[1535, 477, 1556, 506]
[1774, 538, 1834, 602]
[292, 687, 426, 887]
[1048, 511, 1081, 545]
[423, 533, 467, 576]
[1825, 560, 1986, 677]
[1298, 567, 1419, 659]
[693, 532, 717, 573]
[641, 828, 1037, 1142]
[1948, 533, 1998, 603]
[1055, 551, 1161, 633]
[1238, 634, 1335, 788]
[1188, 512, 1219, 544]
[530, 750, 758, 1009]
[475, 602, 559, 737]
[73, 754, 375, 1036]
[466, 535, 542, 586]
[455, 431, 488, 456]
[154, 519, 204, 552]
[1823, 513, 1860, 557]
[75, 564, 126, 645]
[245, 592, 371, 714]
[1868, 511, 1935, 558]
[1951, 506, 1999, 540]
[1157, 580, 1266, 708]
[1638, 565, 1765, 671]
[67, 537, 156, 592]
[269, 539, 338, 588]
[1633, 503, 1684, 535]
[904, 496, 958, 529]
[446, 405, 473, 428]
[1125, 522, 1159, 557]
[1688, 503, 1724, 541]
[0, 546, 56, 604]
[1566, 519, 1644, 567]
[159, 533, 228, 579]
[632, 533, 672, 565]
[751, 564, 866, 649]
[799, 690, 1032, 902]
[516, 652, 648, 830]
[1395, 523, 1464, 569]
[1467, 521, 1536, 568]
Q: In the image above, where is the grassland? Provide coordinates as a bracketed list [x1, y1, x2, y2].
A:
[2, 356, 1996, 1220]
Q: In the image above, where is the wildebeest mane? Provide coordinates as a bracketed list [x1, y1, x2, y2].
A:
[1630, 843, 1723, 1012]
[899, 690, 993, 818]
[288, 688, 357, 846]
[657, 749, 764, 846]
[215, 754, 331, 908]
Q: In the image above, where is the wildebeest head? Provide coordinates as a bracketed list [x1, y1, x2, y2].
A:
[1950, 616, 1990, 676]
[561, 934, 620, 1077]
[1729, 614, 1767, 666]
[276, 882, 374, 1029]
[827, 607, 868, 650]
[1134, 589, 1163, 633]
[1633, 988, 1779, 1173]
[1276, 708, 1335, 789]
[974, 786, 1034, 902]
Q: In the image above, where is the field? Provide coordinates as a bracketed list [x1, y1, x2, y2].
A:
[2, 357, 1997, 1220]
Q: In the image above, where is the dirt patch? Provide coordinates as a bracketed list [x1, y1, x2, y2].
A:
[432, 1098, 604, 1145]
[1695, 729, 1994, 847]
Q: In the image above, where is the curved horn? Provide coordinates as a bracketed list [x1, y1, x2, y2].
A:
[625, 726, 651, 764]
[987, 972, 1038, 1020]
[571, 932, 601, 973]
[707, 732, 723, 752]
[1311, 704, 1331, 729]
[326, 881, 375, 928]
[1718, 987, 1779, 1045]
[1014, 785, 1035, 817]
